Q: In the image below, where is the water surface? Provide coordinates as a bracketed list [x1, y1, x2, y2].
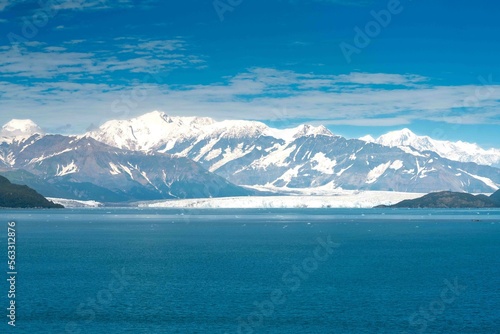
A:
[0, 208, 499, 333]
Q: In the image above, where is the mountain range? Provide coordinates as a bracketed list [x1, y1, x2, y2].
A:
[360, 128, 500, 167]
[1, 111, 499, 202]
[0, 129, 251, 202]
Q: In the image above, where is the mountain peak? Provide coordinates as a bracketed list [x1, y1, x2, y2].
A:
[135, 111, 216, 128]
[3, 119, 41, 132]
[389, 128, 417, 138]
[1, 119, 44, 142]
[294, 124, 333, 138]
[359, 135, 375, 142]
[376, 128, 419, 147]
[136, 110, 169, 122]
[370, 128, 500, 166]
[401, 128, 417, 136]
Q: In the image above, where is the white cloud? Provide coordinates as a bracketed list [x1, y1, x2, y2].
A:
[0, 68, 499, 134]
[0, 38, 204, 78]
[309, 0, 373, 6]
[324, 117, 412, 126]
[64, 39, 86, 44]
[332, 73, 427, 85]
[0, 0, 15, 11]
[0, 0, 135, 12]
[51, 0, 110, 11]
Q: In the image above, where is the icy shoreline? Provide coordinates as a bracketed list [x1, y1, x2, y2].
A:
[48, 198, 103, 208]
[138, 191, 424, 209]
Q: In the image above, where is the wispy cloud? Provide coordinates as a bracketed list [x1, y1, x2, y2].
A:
[0, 0, 15, 11]
[1, 68, 499, 134]
[64, 39, 87, 44]
[0, 37, 205, 79]
[332, 72, 427, 85]
[324, 117, 412, 126]
[310, 0, 374, 7]
[0, 0, 136, 12]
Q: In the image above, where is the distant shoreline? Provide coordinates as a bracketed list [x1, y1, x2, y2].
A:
[45, 190, 500, 209]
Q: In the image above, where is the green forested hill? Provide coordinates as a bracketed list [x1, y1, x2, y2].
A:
[490, 189, 500, 205]
[0, 176, 64, 208]
[378, 191, 500, 209]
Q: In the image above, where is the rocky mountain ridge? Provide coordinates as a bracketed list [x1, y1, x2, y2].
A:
[1, 112, 499, 201]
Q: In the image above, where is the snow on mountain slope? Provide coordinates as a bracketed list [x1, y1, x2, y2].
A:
[233, 134, 500, 193]
[88, 111, 269, 151]
[362, 128, 500, 167]
[85, 112, 500, 193]
[4, 112, 499, 199]
[48, 198, 103, 208]
[87, 111, 335, 173]
[1, 134, 253, 202]
[86, 111, 216, 151]
[89, 111, 334, 149]
[1, 119, 44, 143]
[359, 135, 375, 143]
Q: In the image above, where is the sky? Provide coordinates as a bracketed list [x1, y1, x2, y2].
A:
[0, 0, 499, 148]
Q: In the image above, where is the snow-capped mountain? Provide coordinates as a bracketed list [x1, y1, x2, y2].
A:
[87, 111, 333, 152]
[362, 128, 500, 167]
[87, 111, 500, 193]
[359, 135, 375, 143]
[0, 132, 252, 202]
[2, 114, 499, 201]
[229, 134, 499, 193]
[87, 110, 337, 176]
[0, 119, 44, 143]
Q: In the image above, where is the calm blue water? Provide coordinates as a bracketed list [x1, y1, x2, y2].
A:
[0, 208, 499, 333]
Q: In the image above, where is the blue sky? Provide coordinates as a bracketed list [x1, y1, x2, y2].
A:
[0, 0, 499, 147]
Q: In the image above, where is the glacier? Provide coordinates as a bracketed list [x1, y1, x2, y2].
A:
[139, 191, 425, 209]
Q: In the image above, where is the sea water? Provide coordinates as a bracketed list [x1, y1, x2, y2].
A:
[0, 208, 499, 333]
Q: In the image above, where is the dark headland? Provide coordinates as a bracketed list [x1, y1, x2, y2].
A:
[377, 190, 500, 209]
[0, 175, 64, 209]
